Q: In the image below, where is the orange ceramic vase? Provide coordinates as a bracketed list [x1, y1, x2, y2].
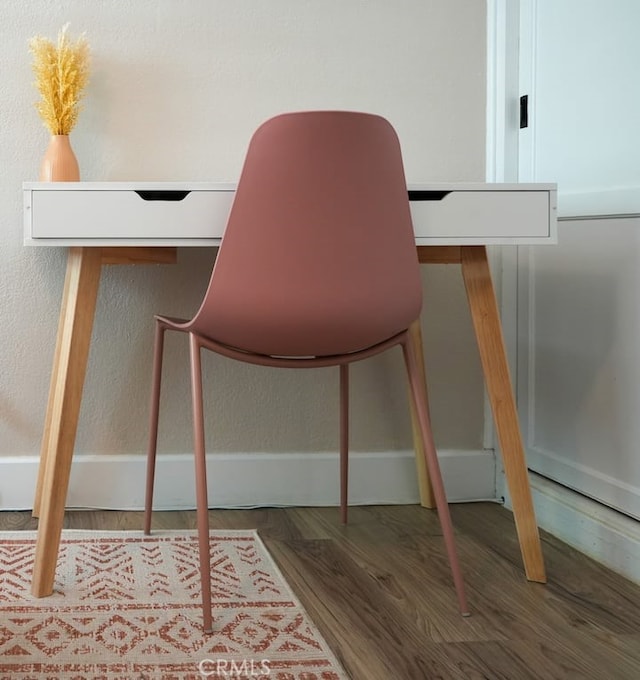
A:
[39, 135, 80, 181]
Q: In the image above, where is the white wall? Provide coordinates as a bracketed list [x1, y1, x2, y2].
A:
[0, 0, 487, 509]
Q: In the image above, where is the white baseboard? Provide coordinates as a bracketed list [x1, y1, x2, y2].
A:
[0, 449, 496, 511]
[503, 472, 640, 585]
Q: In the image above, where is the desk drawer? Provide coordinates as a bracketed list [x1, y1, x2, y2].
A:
[24, 181, 557, 246]
[409, 188, 554, 243]
[29, 187, 234, 240]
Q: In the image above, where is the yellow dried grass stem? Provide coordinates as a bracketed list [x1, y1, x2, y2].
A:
[29, 24, 90, 135]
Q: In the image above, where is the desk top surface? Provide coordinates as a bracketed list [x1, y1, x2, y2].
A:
[24, 180, 555, 191]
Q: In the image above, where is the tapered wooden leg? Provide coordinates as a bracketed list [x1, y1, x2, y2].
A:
[407, 320, 435, 508]
[31, 247, 103, 597]
[460, 245, 546, 583]
[33, 260, 75, 518]
[144, 320, 167, 535]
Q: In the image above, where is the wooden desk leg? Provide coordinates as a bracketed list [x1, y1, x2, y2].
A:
[31, 247, 102, 597]
[460, 245, 546, 583]
[408, 320, 435, 508]
[33, 263, 73, 518]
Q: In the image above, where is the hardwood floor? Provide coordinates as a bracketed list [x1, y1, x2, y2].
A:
[3, 503, 640, 679]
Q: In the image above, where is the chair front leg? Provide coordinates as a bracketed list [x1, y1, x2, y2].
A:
[401, 338, 470, 617]
[144, 319, 167, 535]
[190, 332, 213, 633]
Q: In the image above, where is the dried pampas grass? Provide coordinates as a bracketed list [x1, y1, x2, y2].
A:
[29, 23, 90, 135]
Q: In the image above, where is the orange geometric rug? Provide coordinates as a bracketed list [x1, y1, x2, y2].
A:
[0, 530, 347, 680]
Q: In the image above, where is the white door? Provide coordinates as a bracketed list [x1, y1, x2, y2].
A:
[516, 0, 640, 520]
[518, 0, 640, 217]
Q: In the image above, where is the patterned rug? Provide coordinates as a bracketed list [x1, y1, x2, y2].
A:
[0, 530, 347, 680]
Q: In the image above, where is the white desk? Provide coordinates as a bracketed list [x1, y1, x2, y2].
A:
[24, 181, 556, 599]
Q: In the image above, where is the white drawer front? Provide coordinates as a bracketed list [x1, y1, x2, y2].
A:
[24, 182, 557, 246]
[30, 189, 234, 239]
[410, 190, 552, 241]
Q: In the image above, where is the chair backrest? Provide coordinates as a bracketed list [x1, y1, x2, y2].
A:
[191, 111, 422, 357]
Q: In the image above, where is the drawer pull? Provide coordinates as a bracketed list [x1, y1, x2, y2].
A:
[408, 190, 452, 201]
[135, 190, 190, 201]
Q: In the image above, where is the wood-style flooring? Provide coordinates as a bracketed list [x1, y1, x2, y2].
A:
[2, 503, 640, 679]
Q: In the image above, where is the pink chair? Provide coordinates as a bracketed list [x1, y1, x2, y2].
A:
[144, 111, 469, 632]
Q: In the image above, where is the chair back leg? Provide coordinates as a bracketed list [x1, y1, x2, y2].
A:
[144, 320, 166, 535]
[190, 332, 214, 633]
[401, 339, 470, 616]
[340, 363, 349, 524]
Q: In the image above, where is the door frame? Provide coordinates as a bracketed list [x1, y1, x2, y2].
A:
[485, 0, 521, 464]
[485, 0, 640, 584]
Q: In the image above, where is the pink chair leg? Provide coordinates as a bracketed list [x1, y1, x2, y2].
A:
[340, 363, 349, 524]
[189, 333, 213, 633]
[402, 339, 470, 617]
[144, 320, 166, 535]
